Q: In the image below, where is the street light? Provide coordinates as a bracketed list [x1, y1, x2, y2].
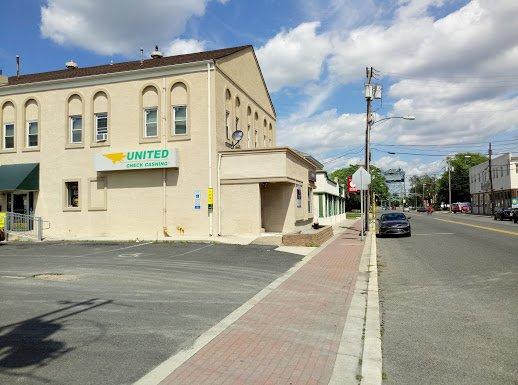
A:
[364, 114, 415, 231]
[370, 115, 416, 126]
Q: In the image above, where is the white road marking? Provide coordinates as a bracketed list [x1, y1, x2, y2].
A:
[79, 242, 154, 257]
[0, 275, 27, 279]
[117, 253, 142, 258]
[168, 243, 213, 258]
[413, 232, 455, 235]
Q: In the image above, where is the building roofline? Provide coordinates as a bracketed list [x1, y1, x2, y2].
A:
[2, 45, 251, 87]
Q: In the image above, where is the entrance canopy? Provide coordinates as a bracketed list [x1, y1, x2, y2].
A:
[0, 163, 39, 191]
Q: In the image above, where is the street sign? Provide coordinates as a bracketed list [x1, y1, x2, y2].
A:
[347, 176, 359, 193]
[352, 167, 371, 191]
[512, 197, 518, 209]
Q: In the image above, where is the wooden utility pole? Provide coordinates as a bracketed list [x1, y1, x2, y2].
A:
[488, 142, 495, 216]
[364, 67, 373, 231]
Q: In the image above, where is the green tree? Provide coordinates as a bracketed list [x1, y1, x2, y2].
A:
[436, 152, 487, 204]
[330, 165, 389, 210]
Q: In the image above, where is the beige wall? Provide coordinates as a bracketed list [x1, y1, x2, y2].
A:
[214, 50, 276, 152]
[0, 66, 216, 239]
[220, 183, 261, 235]
[260, 182, 294, 232]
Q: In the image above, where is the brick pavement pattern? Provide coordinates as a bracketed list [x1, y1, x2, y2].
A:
[159, 221, 364, 385]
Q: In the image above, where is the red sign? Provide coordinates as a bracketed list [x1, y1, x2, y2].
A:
[347, 176, 359, 193]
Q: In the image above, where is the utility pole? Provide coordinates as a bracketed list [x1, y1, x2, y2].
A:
[488, 142, 495, 216]
[364, 66, 373, 231]
[447, 157, 452, 213]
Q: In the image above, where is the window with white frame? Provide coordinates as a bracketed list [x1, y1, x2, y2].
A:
[95, 113, 108, 141]
[27, 121, 38, 147]
[69, 115, 82, 144]
[172, 106, 187, 135]
[144, 107, 158, 137]
[3, 123, 14, 149]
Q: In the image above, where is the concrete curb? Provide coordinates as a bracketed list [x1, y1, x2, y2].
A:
[329, 230, 370, 384]
[133, 221, 357, 385]
[360, 228, 383, 384]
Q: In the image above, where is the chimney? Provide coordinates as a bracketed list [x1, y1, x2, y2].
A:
[65, 60, 78, 69]
[140, 48, 144, 65]
[150, 45, 163, 59]
[0, 70, 7, 86]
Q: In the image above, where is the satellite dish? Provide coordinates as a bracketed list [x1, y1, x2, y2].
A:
[232, 130, 244, 142]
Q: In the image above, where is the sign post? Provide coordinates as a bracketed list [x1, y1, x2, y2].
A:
[352, 167, 372, 240]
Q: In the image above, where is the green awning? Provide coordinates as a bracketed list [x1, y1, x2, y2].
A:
[0, 163, 39, 191]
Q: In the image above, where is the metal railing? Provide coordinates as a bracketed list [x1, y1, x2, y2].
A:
[5, 212, 44, 241]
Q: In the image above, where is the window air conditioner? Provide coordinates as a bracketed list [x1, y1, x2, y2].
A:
[96, 133, 108, 142]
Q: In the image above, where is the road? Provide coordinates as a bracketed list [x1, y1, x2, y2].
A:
[378, 212, 518, 385]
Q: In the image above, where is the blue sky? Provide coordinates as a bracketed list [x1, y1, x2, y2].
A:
[1, 0, 517, 177]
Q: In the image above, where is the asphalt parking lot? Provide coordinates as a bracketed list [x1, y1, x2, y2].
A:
[0, 241, 303, 385]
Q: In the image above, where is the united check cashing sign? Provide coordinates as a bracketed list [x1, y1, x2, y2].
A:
[94, 149, 179, 171]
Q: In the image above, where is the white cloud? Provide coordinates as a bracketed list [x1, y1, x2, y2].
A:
[256, 22, 332, 92]
[165, 38, 206, 56]
[277, 109, 365, 154]
[40, 0, 213, 56]
[275, 0, 518, 165]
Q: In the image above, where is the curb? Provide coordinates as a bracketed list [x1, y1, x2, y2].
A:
[328, 229, 370, 384]
[361, 227, 382, 384]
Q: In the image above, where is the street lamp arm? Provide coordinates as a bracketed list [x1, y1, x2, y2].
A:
[370, 115, 416, 126]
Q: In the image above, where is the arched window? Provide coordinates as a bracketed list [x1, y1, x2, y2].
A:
[263, 119, 267, 147]
[234, 97, 241, 134]
[1, 101, 16, 150]
[268, 123, 273, 147]
[141, 85, 160, 139]
[24, 99, 39, 149]
[246, 106, 252, 149]
[67, 94, 83, 145]
[225, 89, 232, 140]
[254, 112, 259, 148]
[171, 82, 188, 136]
[93, 91, 109, 143]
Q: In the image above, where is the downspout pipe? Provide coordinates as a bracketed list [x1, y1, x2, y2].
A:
[217, 153, 222, 235]
[162, 76, 170, 237]
[207, 61, 213, 236]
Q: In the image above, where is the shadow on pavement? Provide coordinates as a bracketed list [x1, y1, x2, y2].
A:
[0, 298, 113, 382]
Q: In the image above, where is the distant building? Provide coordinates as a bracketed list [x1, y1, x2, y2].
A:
[469, 153, 518, 214]
[312, 171, 347, 225]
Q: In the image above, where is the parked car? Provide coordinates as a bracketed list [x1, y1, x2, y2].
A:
[377, 212, 411, 237]
[451, 203, 461, 213]
[494, 208, 514, 221]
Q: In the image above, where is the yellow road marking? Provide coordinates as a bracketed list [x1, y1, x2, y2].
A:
[434, 218, 518, 236]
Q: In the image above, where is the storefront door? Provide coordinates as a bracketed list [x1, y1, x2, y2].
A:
[8, 193, 32, 215]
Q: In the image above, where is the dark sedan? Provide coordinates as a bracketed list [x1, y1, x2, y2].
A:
[377, 212, 411, 237]
[494, 208, 514, 221]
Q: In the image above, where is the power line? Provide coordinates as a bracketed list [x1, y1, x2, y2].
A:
[371, 138, 518, 147]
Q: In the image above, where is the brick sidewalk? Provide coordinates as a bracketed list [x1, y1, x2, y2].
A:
[159, 221, 364, 385]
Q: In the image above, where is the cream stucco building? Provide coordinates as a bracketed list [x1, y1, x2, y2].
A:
[0, 45, 321, 239]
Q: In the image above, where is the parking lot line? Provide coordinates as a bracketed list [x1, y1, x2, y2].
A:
[434, 218, 518, 236]
[79, 241, 155, 257]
